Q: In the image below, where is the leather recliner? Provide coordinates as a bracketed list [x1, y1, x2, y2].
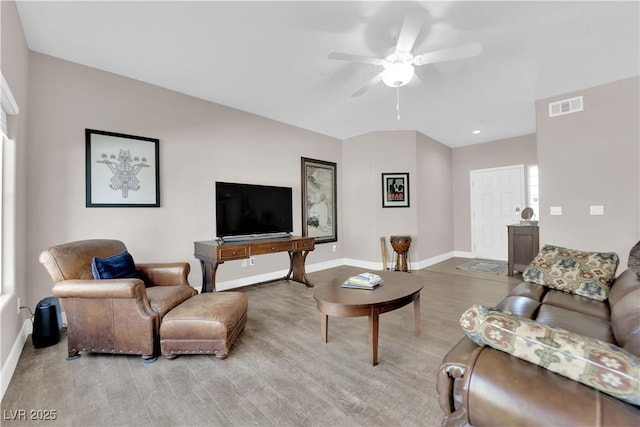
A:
[39, 239, 197, 362]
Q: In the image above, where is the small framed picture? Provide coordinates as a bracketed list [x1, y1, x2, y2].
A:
[86, 129, 160, 207]
[382, 172, 410, 208]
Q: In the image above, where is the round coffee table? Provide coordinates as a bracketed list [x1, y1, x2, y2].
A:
[313, 270, 423, 366]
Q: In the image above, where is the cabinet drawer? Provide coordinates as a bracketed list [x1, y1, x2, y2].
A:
[295, 239, 314, 251]
[251, 241, 295, 255]
[218, 247, 248, 260]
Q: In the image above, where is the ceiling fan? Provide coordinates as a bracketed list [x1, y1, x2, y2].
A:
[329, 11, 483, 98]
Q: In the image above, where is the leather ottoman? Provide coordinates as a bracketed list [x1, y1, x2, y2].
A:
[160, 292, 248, 359]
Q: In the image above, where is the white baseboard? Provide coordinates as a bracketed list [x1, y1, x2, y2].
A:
[306, 258, 345, 273]
[215, 253, 462, 290]
[1, 318, 32, 401]
[454, 251, 474, 259]
[339, 252, 458, 272]
[215, 259, 345, 291]
[359, 251, 458, 271]
[342, 258, 383, 270]
[411, 251, 457, 270]
[215, 269, 291, 291]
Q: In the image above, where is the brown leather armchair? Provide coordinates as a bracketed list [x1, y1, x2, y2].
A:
[39, 239, 197, 362]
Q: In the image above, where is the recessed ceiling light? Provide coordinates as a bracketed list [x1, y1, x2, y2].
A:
[472, 130, 481, 134]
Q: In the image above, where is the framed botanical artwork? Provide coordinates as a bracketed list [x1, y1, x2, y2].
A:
[85, 129, 160, 207]
[382, 172, 410, 208]
[301, 157, 337, 244]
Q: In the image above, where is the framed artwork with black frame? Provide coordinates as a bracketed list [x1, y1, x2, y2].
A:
[301, 157, 337, 244]
[382, 172, 410, 208]
[85, 129, 160, 207]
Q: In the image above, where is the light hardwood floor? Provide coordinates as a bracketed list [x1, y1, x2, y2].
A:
[1, 258, 522, 427]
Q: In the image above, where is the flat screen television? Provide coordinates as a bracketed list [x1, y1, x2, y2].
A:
[215, 181, 293, 241]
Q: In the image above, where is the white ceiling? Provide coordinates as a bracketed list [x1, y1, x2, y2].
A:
[15, 1, 640, 147]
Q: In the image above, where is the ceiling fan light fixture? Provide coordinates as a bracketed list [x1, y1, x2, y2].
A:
[382, 62, 415, 88]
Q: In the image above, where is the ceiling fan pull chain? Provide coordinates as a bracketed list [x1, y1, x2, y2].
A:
[396, 87, 401, 120]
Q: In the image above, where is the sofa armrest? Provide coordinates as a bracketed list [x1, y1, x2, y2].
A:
[52, 279, 146, 299]
[438, 337, 640, 426]
[136, 262, 191, 287]
[437, 336, 484, 427]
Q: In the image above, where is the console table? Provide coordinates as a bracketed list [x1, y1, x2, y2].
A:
[194, 236, 315, 292]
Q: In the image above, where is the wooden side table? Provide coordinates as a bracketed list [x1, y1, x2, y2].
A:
[507, 225, 539, 276]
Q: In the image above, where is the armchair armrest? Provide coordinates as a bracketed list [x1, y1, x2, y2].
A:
[136, 262, 191, 287]
[52, 279, 147, 299]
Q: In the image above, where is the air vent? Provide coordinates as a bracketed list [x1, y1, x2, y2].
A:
[549, 96, 583, 117]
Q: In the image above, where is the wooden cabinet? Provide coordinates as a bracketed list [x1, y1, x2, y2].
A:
[507, 225, 540, 276]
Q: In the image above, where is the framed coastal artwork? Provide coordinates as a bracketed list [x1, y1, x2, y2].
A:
[85, 129, 160, 207]
[301, 157, 337, 243]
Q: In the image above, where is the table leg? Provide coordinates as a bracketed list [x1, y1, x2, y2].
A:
[414, 293, 421, 335]
[199, 260, 221, 293]
[285, 250, 314, 288]
[369, 308, 380, 366]
[320, 314, 328, 343]
[198, 260, 207, 293]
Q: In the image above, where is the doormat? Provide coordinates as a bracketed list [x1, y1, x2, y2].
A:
[456, 260, 507, 275]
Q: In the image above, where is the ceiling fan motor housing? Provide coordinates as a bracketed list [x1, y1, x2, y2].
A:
[382, 52, 415, 87]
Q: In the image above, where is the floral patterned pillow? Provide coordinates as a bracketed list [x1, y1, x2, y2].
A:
[460, 305, 640, 406]
[522, 245, 619, 301]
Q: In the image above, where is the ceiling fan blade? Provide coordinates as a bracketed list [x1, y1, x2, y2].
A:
[408, 71, 423, 88]
[350, 72, 384, 97]
[413, 42, 483, 66]
[328, 52, 386, 66]
[395, 11, 424, 53]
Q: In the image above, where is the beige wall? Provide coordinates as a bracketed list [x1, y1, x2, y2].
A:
[342, 131, 453, 267]
[536, 76, 640, 271]
[0, 0, 30, 373]
[25, 52, 343, 302]
[452, 134, 538, 253]
[373, 131, 419, 263]
[341, 132, 379, 263]
[342, 131, 418, 266]
[416, 132, 454, 261]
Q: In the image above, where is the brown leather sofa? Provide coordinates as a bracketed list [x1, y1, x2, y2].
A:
[39, 239, 197, 362]
[437, 269, 640, 426]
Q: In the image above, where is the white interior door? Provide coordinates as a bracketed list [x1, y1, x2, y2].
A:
[471, 165, 524, 261]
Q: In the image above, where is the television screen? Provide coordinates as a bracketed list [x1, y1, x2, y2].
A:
[215, 181, 293, 239]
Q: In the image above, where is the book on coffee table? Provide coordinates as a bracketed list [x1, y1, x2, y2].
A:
[342, 272, 383, 289]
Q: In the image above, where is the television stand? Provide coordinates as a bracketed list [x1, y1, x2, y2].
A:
[194, 235, 315, 293]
